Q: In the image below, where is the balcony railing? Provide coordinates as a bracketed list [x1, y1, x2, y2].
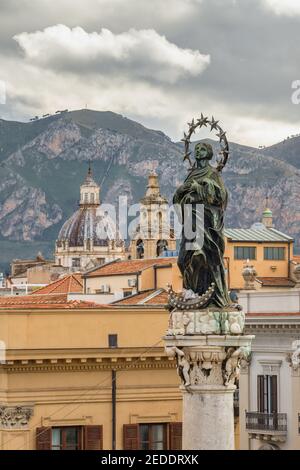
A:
[246, 412, 287, 433]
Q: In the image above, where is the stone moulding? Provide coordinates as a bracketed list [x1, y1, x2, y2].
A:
[0, 405, 34, 429]
[287, 339, 300, 371]
[167, 308, 245, 336]
[165, 335, 253, 389]
[1, 356, 176, 373]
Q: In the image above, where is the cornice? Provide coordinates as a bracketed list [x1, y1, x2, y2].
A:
[1, 356, 176, 374]
[245, 323, 300, 333]
[6, 346, 166, 358]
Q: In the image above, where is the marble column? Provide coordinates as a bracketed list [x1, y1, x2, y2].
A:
[164, 309, 253, 450]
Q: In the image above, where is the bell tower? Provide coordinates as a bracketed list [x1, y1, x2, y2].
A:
[130, 171, 176, 259]
[262, 197, 273, 228]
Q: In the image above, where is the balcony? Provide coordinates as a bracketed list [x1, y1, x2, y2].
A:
[245, 412, 287, 443]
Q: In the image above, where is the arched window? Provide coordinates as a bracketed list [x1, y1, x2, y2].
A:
[136, 239, 144, 259]
[157, 239, 168, 257]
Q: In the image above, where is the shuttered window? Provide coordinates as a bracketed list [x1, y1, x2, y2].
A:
[123, 422, 182, 450]
[36, 425, 103, 450]
[123, 424, 139, 450]
[36, 427, 52, 450]
[169, 422, 182, 450]
[83, 425, 103, 450]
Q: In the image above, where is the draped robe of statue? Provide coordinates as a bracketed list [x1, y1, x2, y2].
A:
[174, 163, 231, 308]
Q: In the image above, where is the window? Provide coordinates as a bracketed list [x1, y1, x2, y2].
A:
[108, 334, 118, 348]
[84, 193, 89, 203]
[90, 193, 95, 203]
[257, 375, 278, 413]
[233, 389, 239, 417]
[264, 247, 285, 260]
[136, 239, 144, 259]
[96, 258, 105, 266]
[123, 423, 182, 450]
[123, 290, 132, 298]
[139, 424, 167, 450]
[234, 246, 256, 260]
[52, 427, 81, 450]
[36, 425, 103, 450]
[72, 258, 80, 268]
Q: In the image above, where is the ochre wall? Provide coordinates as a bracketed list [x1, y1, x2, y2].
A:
[0, 306, 183, 450]
[224, 241, 291, 289]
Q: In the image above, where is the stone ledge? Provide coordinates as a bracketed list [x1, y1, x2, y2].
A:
[164, 335, 255, 348]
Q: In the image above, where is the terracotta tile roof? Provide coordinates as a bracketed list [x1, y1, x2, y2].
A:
[293, 255, 300, 262]
[85, 258, 177, 277]
[256, 277, 295, 287]
[0, 293, 99, 309]
[113, 290, 156, 305]
[114, 289, 168, 306]
[31, 273, 83, 295]
[146, 290, 168, 305]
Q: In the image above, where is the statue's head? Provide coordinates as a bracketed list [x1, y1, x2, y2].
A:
[194, 143, 213, 162]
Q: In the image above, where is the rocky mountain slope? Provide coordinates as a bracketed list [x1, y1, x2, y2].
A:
[0, 109, 299, 272]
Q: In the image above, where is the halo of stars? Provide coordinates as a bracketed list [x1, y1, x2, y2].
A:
[181, 114, 230, 172]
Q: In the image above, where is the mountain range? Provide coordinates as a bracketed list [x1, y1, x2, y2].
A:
[0, 109, 299, 273]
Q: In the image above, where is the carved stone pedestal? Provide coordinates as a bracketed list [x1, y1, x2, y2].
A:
[164, 312, 253, 450]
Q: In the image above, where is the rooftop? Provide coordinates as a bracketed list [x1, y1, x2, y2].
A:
[114, 289, 168, 306]
[84, 257, 177, 278]
[0, 293, 99, 310]
[224, 227, 293, 243]
[31, 273, 83, 295]
[256, 277, 296, 288]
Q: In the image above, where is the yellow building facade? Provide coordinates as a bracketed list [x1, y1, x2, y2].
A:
[224, 234, 293, 289]
[0, 300, 182, 450]
[84, 258, 182, 298]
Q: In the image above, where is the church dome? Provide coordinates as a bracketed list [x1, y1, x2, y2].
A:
[56, 166, 124, 248]
[57, 206, 122, 248]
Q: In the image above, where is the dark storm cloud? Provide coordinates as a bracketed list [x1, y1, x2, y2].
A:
[164, 0, 300, 123]
[0, 0, 300, 144]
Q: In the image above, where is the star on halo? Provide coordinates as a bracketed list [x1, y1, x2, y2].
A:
[216, 130, 226, 140]
[197, 113, 209, 128]
[210, 116, 219, 131]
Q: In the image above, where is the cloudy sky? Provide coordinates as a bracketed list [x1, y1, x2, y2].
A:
[0, 0, 300, 146]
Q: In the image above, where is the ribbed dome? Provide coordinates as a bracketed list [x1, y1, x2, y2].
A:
[57, 206, 123, 248]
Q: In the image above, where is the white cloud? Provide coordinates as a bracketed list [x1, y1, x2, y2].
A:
[0, 80, 6, 104]
[14, 25, 210, 84]
[262, 0, 300, 16]
[1, 2, 299, 148]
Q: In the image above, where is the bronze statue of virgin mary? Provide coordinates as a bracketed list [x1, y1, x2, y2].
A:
[173, 140, 231, 309]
